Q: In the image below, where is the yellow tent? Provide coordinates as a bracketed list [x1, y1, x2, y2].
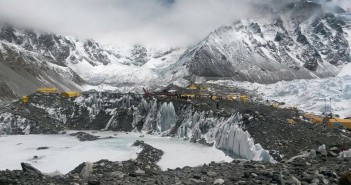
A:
[21, 96, 29, 103]
[240, 95, 249, 102]
[328, 118, 351, 129]
[37, 88, 58, 93]
[180, 94, 196, 99]
[187, 84, 197, 90]
[62, 92, 81, 98]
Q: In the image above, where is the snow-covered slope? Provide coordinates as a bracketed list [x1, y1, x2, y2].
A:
[174, 1, 351, 83]
[1, 0, 351, 100]
[210, 74, 351, 118]
[67, 45, 185, 87]
[0, 26, 185, 98]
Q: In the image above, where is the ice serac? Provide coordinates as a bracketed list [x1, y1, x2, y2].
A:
[213, 114, 273, 162]
[175, 111, 274, 162]
[156, 102, 176, 132]
[171, 0, 351, 83]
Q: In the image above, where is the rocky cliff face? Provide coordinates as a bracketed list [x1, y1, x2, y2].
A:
[176, 1, 351, 83]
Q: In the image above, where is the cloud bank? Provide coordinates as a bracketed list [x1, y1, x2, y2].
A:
[0, 0, 349, 47]
[0, 0, 257, 47]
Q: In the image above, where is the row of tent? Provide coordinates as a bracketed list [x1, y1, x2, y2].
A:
[302, 113, 351, 129]
[21, 88, 81, 103]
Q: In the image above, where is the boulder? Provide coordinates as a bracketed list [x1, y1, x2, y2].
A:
[69, 132, 99, 141]
[21, 162, 42, 176]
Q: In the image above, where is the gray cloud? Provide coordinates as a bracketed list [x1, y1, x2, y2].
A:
[0, 0, 257, 47]
[0, 0, 348, 47]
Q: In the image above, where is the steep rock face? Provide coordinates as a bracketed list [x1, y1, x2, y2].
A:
[177, 1, 351, 83]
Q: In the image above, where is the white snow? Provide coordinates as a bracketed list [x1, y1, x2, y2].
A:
[338, 62, 351, 77]
[65, 46, 186, 91]
[0, 131, 232, 174]
[209, 75, 351, 118]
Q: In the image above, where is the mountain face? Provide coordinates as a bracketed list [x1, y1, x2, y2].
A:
[176, 1, 351, 83]
[0, 27, 85, 100]
[0, 0, 351, 100]
[0, 26, 183, 100]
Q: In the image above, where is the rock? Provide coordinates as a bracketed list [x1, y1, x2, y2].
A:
[21, 163, 42, 176]
[309, 149, 317, 158]
[80, 162, 93, 179]
[36, 147, 49, 150]
[213, 178, 225, 184]
[193, 174, 202, 179]
[318, 144, 328, 156]
[69, 132, 99, 141]
[109, 171, 125, 178]
[312, 178, 320, 184]
[322, 178, 329, 184]
[292, 176, 301, 185]
[328, 151, 337, 157]
[242, 114, 251, 121]
[135, 169, 145, 175]
[207, 171, 217, 177]
[190, 178, 205, 183]
[200, 168, 207, 174]
[88, 180, 100, 185]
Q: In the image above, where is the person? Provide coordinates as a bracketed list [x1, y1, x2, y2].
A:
[338, 171, 351, 185]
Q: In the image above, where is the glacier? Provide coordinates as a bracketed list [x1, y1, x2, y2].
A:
[209, 74, 351, 118]
[0, 93, 275, 163]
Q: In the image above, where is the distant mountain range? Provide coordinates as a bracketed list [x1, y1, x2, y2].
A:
[0, 0, 350, 100]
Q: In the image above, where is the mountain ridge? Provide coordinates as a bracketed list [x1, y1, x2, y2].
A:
[1, 0, 351, 100]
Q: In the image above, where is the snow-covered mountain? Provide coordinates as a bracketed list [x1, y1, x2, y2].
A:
[0, 26, 185, 100]
[1, 0, 351, 100]
[176, 0, 351, 83]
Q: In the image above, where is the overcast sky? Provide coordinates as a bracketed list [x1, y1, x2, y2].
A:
[0, 0, 350, 48]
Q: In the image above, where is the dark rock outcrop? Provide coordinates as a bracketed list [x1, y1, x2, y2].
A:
[21, 163, 42, 176]
[69, 132, 100, 141]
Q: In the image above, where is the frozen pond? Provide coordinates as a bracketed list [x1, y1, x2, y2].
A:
[0, 131, 233, 174]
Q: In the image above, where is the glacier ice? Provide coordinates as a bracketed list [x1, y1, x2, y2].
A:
[156, 102, 177, 132]
[210, 75, 351, 118]
[0, 93, 274, 163]
[175, 109, 274, 162]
